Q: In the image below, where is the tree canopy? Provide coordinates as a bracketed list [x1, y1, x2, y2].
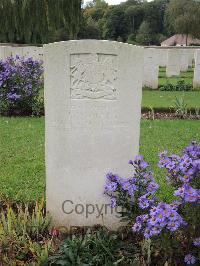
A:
[0, 0, 82, 44]
[165, 0, 200, 44]
[0, 0, 200, 45]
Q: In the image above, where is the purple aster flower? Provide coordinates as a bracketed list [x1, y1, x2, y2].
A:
[120, 177, 137, 196]
[132, 222, 142, 232]
[193, 237, 200, 246]
[138, 194, 151, 209]
[134, 155, 149, 169]
[106, 172, 120, 183]
[128, 159, 134, 165]
[110, 197, 117, 208]
[7, 92, 21, 101]
[104, 182, 118, 193]
[159, 150, 168, 158]
[147, 181, 159, 194]
[136, 214, 149, 223]
[184, 254, 197, 265]
[167, 220, 181, 231]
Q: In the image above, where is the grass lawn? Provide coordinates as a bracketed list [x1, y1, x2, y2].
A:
[158, 66, 194, 87]
[142, 90, 200, 109]
[0, 117, 199, 203]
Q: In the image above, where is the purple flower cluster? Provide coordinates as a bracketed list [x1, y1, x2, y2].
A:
[104, 155, 159, 210]
[184, 254, 197, 265]
[132, 202, 186, 238]
[104, 142, 200, 265]
[0, 55, 43, 115]
[158, 142, 200, 203]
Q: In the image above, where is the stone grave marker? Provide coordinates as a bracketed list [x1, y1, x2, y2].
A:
[44, 40, 143, 230]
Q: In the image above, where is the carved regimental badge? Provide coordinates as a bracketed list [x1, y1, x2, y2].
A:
[70, 53, 117, 100]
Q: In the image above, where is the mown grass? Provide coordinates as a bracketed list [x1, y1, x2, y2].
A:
[142, 90, 200, 109]
[158, 66, 194, 87]
[0, 117, 199, 203]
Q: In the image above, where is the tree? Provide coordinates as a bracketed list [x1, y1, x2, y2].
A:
[0, 0, 82, 44]
[125, 5, 144, 34]
[165, 0, 200, 45]
[103, 5, 129, 41]
[136, 21, 152, 45]
[85, 0, 108, 8]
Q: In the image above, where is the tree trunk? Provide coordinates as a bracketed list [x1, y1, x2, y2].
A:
[186, 33, 188, 46]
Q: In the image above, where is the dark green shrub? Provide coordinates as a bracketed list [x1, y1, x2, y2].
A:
[160, 80, 192, 91]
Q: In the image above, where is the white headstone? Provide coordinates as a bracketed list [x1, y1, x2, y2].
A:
[193, 50, 200, 88]
[10, 47, 23, 58]
[3, 46, 12, 59]
[0, 46, 6, 60]
[143, 48, 159, 89]
[180, 49, 189, 72]
[188, 49, 195, 66]
[22, 46, 43, 60]
[166, 49, 181, 77]
[157, 49, 168, 67]
[44, 40, 143, 230]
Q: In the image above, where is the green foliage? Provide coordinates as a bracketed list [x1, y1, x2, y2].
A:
[82, 0, 170, 45]
[160, 80, 193, 91]
[136, 21, 152, 45]
[142, 90, 200, 110]
[172, 96, 188, 118]
[48, 228, 120, 265]
[48, 227, 144, 265]
[102, 6, 129, 41]
[0, 200, 53, 265]
[0, 0, 82, 44]
[165, 0, 200, 41]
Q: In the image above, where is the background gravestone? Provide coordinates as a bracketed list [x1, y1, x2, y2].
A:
[166, 49, 181, 77]
[143, 48, 159, 89]
[193, 50, 200, 88]
[44, 40, 143, 229]
[180, 50, 189, 72]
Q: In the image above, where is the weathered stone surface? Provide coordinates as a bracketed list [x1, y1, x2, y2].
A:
[193, 49, 200, 88]
[166, 49, 181, 77]
[0, 45, 43, 60]
[188, 49, 195, 66]
[22, 46, 43, 60]
[180, 50, 189, 72]
[157, 49, 168, 67]
[143, 48, 159, 89]
[44, 40, 143, 230]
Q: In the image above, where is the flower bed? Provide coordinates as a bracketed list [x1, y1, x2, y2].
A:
[0, 56, 43, 116]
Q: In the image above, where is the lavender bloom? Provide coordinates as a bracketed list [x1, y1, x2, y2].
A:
[174, 185, 199, 203]
[134, 155, 149, 169]
[7, 92, 21, 101]
[138, 194, 152, 209]
[106, 172, 120, 183]
[135, 202, 186, 238]
[193, 237, 200, 246]
[184, 254, 197, 265]
[132, 222, 142, 232]
[104, 182, 118, 193]
[110, 197, 117, 208]
[147, 181, 159, 194]
[184, 141, 200, 159]
[0, 55, 43, 116]
[120, 177, 137, 196]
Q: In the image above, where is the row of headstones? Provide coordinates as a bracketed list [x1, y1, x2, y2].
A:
[0, 45, 43, 61]
[1, 45, 199, 90]
[143, 48, 200, 89]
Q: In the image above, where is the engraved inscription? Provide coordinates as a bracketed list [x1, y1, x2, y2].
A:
[70, 53, 117, 99]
